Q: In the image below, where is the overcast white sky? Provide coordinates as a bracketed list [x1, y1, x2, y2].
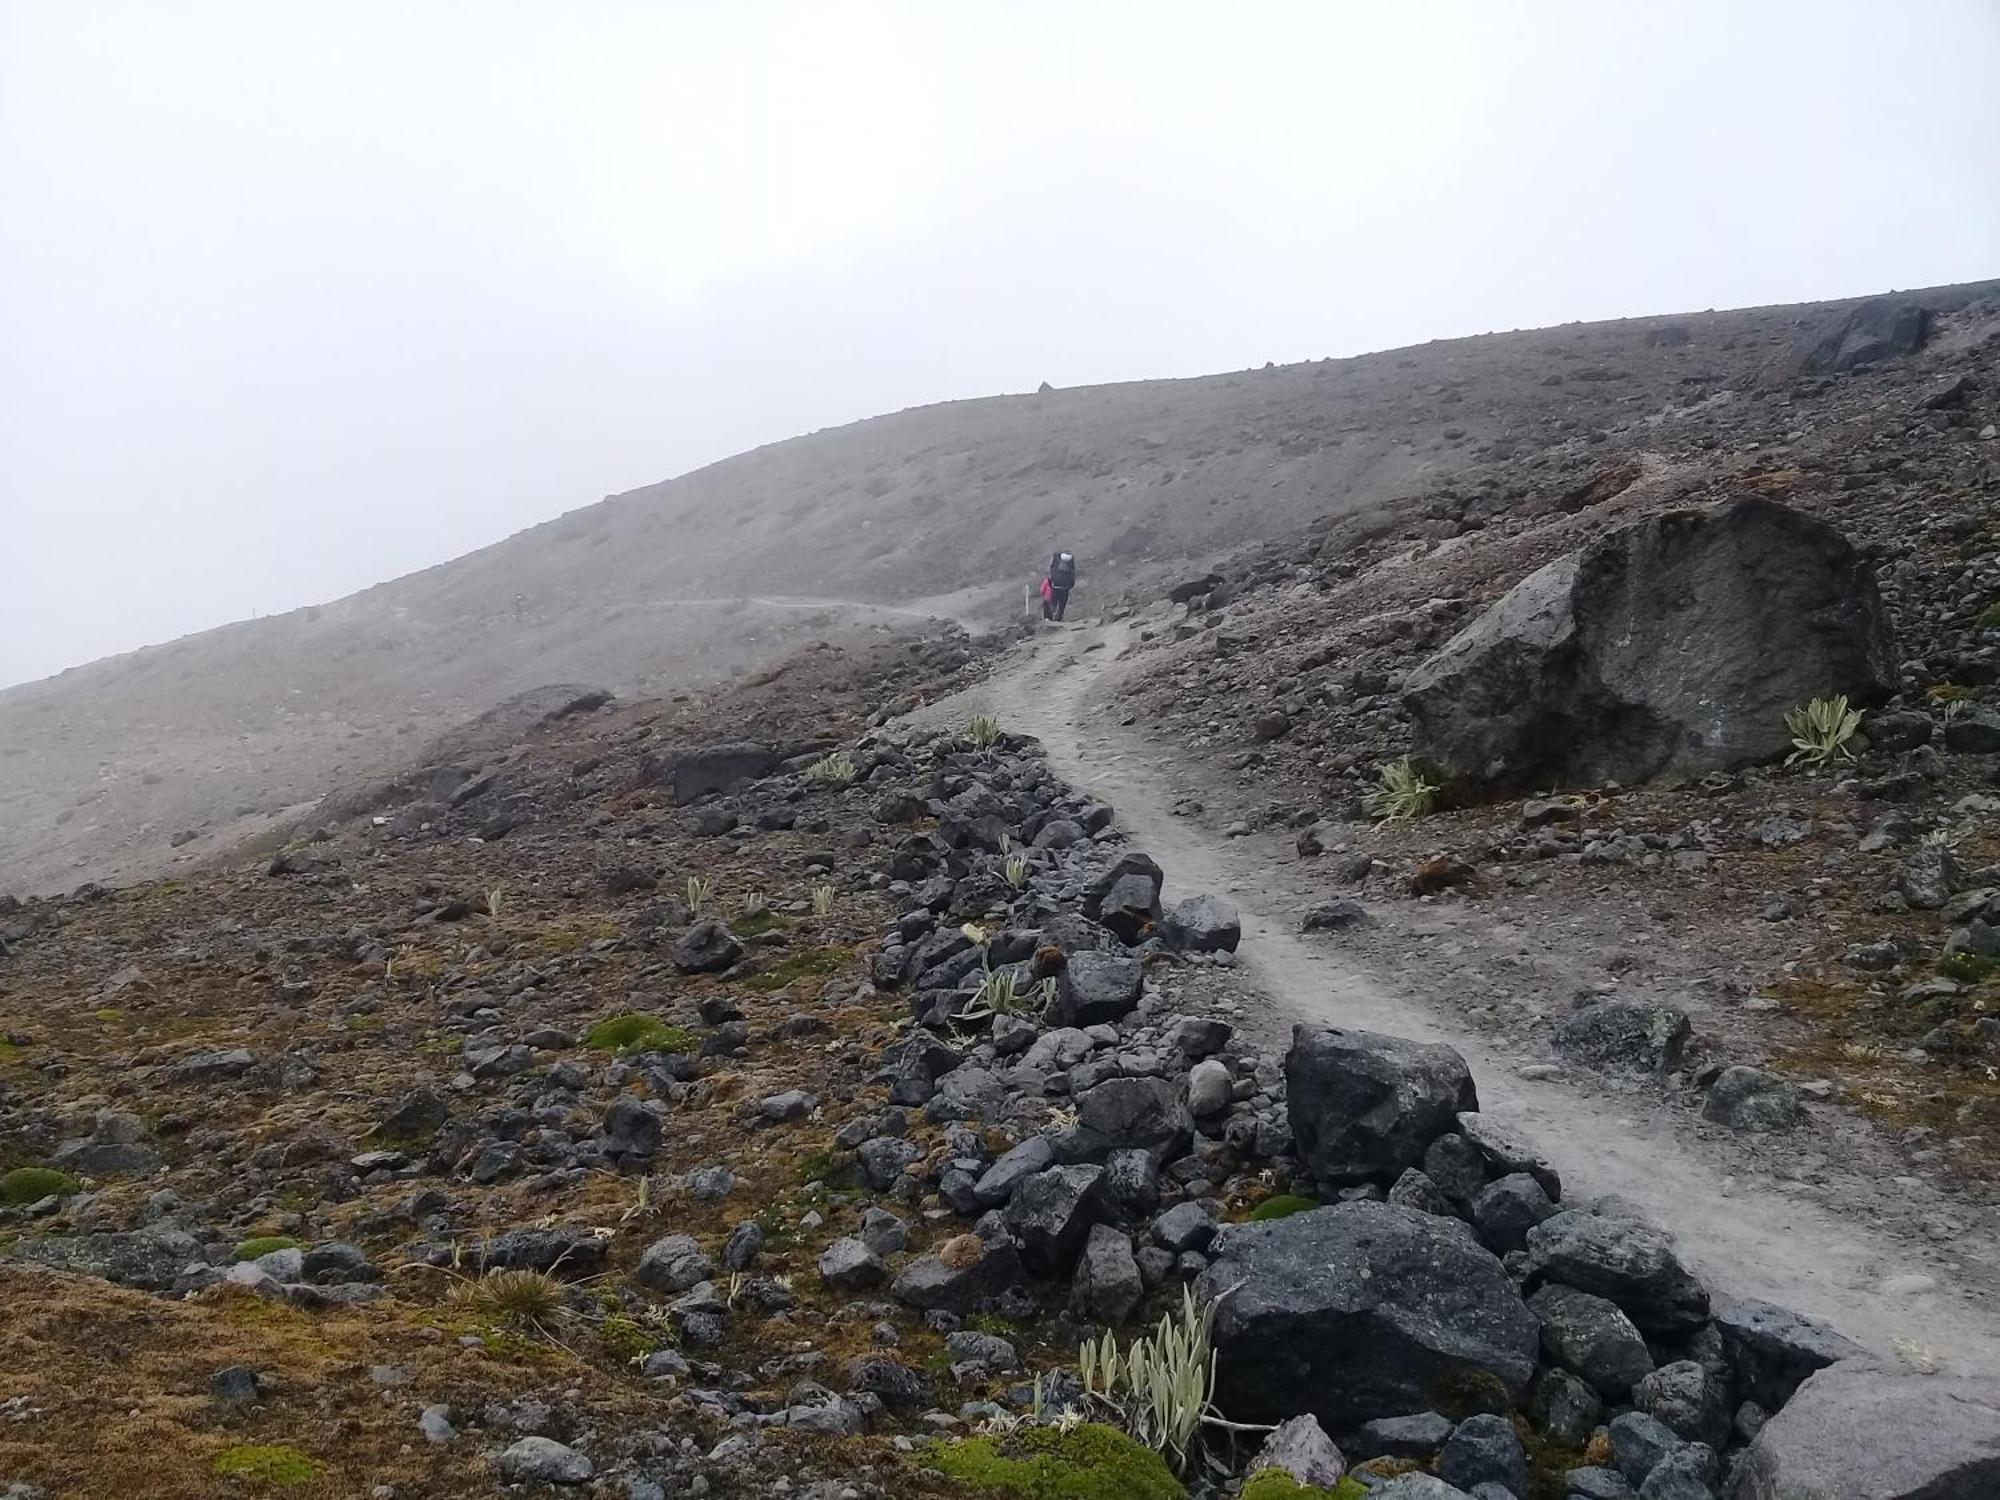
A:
[3, 1, 1996, 690]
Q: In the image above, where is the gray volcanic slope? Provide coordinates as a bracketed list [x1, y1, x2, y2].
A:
[4, 279, 1994, 894]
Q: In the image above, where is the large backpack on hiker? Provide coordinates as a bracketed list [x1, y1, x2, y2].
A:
[1049, 552, 1076, 589]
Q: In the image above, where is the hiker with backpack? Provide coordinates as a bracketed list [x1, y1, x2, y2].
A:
[1043, 550, 1077, 621]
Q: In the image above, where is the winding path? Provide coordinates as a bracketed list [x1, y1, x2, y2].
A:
[934, 616, 2000, 1376]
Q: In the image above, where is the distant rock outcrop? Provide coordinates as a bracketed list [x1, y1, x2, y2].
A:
[1788, 296, 1932, 375]
[1403, 498, 1899, 795]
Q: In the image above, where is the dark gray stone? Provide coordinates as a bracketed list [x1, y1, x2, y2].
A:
[475, 1227, 609, 1275]
[1566, 1467, 1637, 1500]
[1389, 1168, 1458, 1217]
[1356, 1410, 1454, 1459]
[1523, 1211, 1708, 1334]
[1608, 1412, 1681, 1487]
[1161, 894, 1242, 953]
[1711, 1298, 1867, 1411]
[1636, 1444, 1715, 1500]
[1552, 1000, 1691, 1075]
[1151, 1201, 1217, 1254]
[1061, 950, 1144, 1025]
[973, 1136, 1057, 1207]
[1529, 1282, 1655, 1397]
[1530, 1365, 1603, 1448]
[1070, 1224, 1143, 1324]
[635, 1234, 714, 1293]
[1074, 1076, 1192, 1164]
[1700, 1067, 1800, 1132]
[891, 1236, 1024, 1314]
[1004, 1165, 1109, 1275]
[496, 1436, 593, 1485]
[1287, 1025, 1479, 1188]
[1438, 1413, 1526, 1496]
[1634, 1360, 1730, 1448]
[1083, 854, 1164, 943]
[1199, 1201, 1539, 1431]
[671, 920, 743, 974]
[816, 1237, 886, 1291]
[1471, 1173, 1558, 1255]
[1456, 1111, 1562, 1199]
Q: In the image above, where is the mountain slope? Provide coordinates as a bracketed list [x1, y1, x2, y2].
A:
[4, 278, 1995, 895]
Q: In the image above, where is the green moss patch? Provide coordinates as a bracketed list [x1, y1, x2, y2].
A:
[233, 1236, 303, 1261]
[1240, 1472, 1366, 1500]
[1246, 1193, 1319, 1223]
[0, 1167, 81, 1205]
[731, 909, 787, 938]
[213, 1444, 321, 1484]
[925, 1422, 1183, 1499]
[583, 1013, 695, 1055]
[741, 945, 851, 992]
[1940, 953, 2000, 985]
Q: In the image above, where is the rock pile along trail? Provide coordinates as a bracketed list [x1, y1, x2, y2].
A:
[929, 614, 2000, 1379]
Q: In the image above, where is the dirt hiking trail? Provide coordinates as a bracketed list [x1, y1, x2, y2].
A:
[925, 616, 2000, 1377]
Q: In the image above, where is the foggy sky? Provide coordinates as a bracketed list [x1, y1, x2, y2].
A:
[4, 0, 1997, 690]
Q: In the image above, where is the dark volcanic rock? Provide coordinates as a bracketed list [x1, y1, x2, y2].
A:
[1082, 853, 1164, 943]
[1712, 1298, 1868, 1411]
[661, 743, 778, 804]
[1521, 1211, 1709, 1334]
[1552, 999, 1691, 1074]
[671, 920, 743, 974]
[1403, 499, 1898, 795]
[1287, 1026, 1478, 1188]
[1199, 1201, 1539, 1432]
[1789, 296, 1931, 376]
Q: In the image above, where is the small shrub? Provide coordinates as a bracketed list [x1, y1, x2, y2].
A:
[1075, 1285, 1222, 1471]
[797, 1151, 835, 1185]
[584, 1014, 695, 1055]
[1977, 602, 2000, 630]
[1366, 757, 1438, 822]
[965, 714, 1003, 749]
[444, 1267, 567, 1327]
[925, 1421, 1182, 1500]
[0, 1166, 81, 1205]
[213, 1445, 321, 1484]
[686, 874, 711, 916]
[805, 750, 858, 785]
[233, 1235, 304, 1261]
[1939, 953, 2000, 985]
[810, 883, 835, 917]
[1004, 854, 1030, 889]
[1784, 695, 1863, 767]
[1246, 1193, 1318, 1223]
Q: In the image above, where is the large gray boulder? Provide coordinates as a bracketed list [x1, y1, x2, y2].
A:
[1403, 499, 1898, 795]
[1789, 297, 1932, 376]
[1287, 1026, 1479, 1188]
[1734, 1359, 2000, 1499]
[1198, 1201, 1539, 1432]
